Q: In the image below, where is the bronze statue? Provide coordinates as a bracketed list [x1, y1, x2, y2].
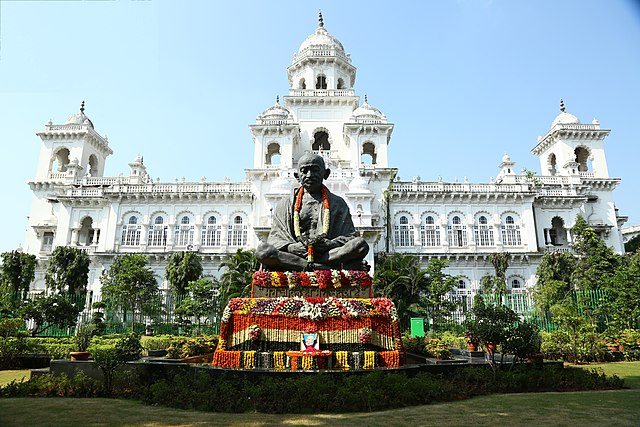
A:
[256, 153, 369, 271]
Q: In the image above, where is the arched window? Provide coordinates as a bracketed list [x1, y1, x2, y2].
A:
[474, 215, 494, 246]
[41, 232, 54, 252]
[174, 215, 194, 247]
[312, 131, 330, 151]
[394, 215, 414, 247]
[148, 216, 167, 247]
[299, 78, 306, 90]
[202, 215, 222, 246]
[266, 143, 281, 165]
[51, 148, 70, 173]
[121, 215, 141, 246]
[575, 147, 591, 172]
[420, 215, 440, 247]
[548, 153, 557, 176]
[509, 277, 524, 294]
[501, 215, 522, 246]
[337, 78, 345, 89]
[315, 74, 327, 89]
[78, 216, 97, 246]
[447, 215, 468, 247]
[548, 216, 567, 246]
[87, 155, 98, 177]
[228, 215, 248, 246]
[361, 142, 376, 165]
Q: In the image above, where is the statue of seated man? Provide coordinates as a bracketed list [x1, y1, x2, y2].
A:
[256, 153, 369, 271]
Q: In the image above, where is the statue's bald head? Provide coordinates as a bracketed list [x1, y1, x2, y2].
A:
[298, 153, 326, 170]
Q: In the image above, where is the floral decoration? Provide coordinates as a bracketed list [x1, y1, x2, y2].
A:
[358, 327, 372, 345]
[248, 324, 261, 341]
[252, 270, 372, 290]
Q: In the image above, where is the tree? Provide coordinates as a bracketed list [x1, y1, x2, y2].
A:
[19, 294, 80, 337]
[422, 259, 460, 329]
[45, 247, 90, 297]
[480, 252, 511, 295]
[624, 234, 640, 253]
[0, 250, 36, 311]
[531, 250, 577, 312]
[374, 253, 429, 331]
[174, 278, 218, 329]
[608, 252, 640, 329]
[165, 251, 203, 298]
[100, 254, 160, 332]
[570, 215, 619, 292]
[218, 249, 258, 312]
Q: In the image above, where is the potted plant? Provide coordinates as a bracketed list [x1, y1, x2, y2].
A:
[70, 322, 95, 361]
[464, 330, 479, 351]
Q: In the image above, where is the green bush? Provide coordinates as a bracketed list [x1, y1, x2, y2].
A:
[166, 335, 218, 359]
[424, 337, 453, 360]
[541, 329, 608, 363]
[23, 337, 75, 359]
[142, 335, 172, 352]
[401, 335, 426, 354]
[0, 337, 26, 369]
[0, 318, 24, 338]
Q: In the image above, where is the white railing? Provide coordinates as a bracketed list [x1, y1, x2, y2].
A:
[289, 89, 355, 97]
[391, 182, 531, 193]
[579, 171, 595, 179]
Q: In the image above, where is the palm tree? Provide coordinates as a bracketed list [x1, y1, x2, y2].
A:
[218, 249, 258, 311]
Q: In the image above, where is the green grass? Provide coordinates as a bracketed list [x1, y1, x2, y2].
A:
[0, 362, 638, 426]
[1, 391, 639, 427]
[0, 370, 29, 386]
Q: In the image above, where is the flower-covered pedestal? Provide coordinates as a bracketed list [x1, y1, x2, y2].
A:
[211, 270, 405, 371]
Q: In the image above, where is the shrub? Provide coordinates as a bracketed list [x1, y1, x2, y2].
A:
[166, 335, 218, 359]
[0, 318, 24, 338]
[424, 337, 453, 360]
[142, 335, 172, 353]
[401, 335, 426, 354]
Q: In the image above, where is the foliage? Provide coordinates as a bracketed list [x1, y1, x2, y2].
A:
[501, 319, 542, 363]
[401, 333, 426, 354]
[165, 335, 218, 359]
[90, 333, 141, 395]
[141, 335, 172, 352]
[624, 234, 640, 253]
[481, 252, 511, 295]
[0, 337, 26, 369]
[0, 318, 24, 338]
[173, 278, 218, 327]
[0, 251, 36, 310]
[165, 251, 203, 298]
[608, 252, 640, 329]
[531, 251, 577, 311]
[421, 259, 460, 330]
[74, 322, 96, 352]
[424, 337, 453, 360]
[540, 330, 608, 363]
[100, 254, 160, 332]
[21, 337, 75, 359]
[218, 249, 258, 312]
[374, 252, 429, 330]
[570, 215, 619, 293]
[19, 294, 80, 337]
[90, 301, 106, 335]
[44, 246, 90, 297]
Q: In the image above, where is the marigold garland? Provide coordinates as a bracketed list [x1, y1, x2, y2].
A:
[212, 350, 240, 368]
[335, 351, 350, 370]
[293, 185, 330, 263]
[243, 351, 256, 369]
[273, 352, 286, 370]
[364, 351, 376, 370]
[301, 355, 313, 370]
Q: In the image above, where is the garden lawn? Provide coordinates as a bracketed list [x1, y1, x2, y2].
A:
[0, 391, 639, 427]
[0, 362, 639, 426]
[0, 370, 29, 386]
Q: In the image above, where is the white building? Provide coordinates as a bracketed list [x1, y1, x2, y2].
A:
[23, 14, 626, 297]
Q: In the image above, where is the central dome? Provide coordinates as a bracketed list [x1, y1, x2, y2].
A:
[298, 12, 345, 55]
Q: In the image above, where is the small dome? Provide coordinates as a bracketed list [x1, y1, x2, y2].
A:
[64, 101, 94, 128]
[502, 153, 511, 163]
[551, 98, 580, 127]
[348, 175, 370, 193]
[258, 97, 290, 123]
[352, 95, 385, 122]
[298, 12, 345, 56]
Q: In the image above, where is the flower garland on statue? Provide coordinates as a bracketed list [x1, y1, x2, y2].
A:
[293, 185, 330, 263]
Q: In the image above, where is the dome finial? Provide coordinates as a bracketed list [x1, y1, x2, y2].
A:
[364, 94, 368, 104]
[276, 95, 280, 105]
[80, 100, 85, 113]
[560, 98, 565, 113]
[318, 10, 324, 28]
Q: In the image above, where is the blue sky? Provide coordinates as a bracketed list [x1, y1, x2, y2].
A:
[1, 0, 639, 252]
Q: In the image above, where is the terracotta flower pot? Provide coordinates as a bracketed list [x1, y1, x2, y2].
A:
[467, 342, 478, 351]
[70, 351, 91, 361]
[485, 342, 496, 354]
